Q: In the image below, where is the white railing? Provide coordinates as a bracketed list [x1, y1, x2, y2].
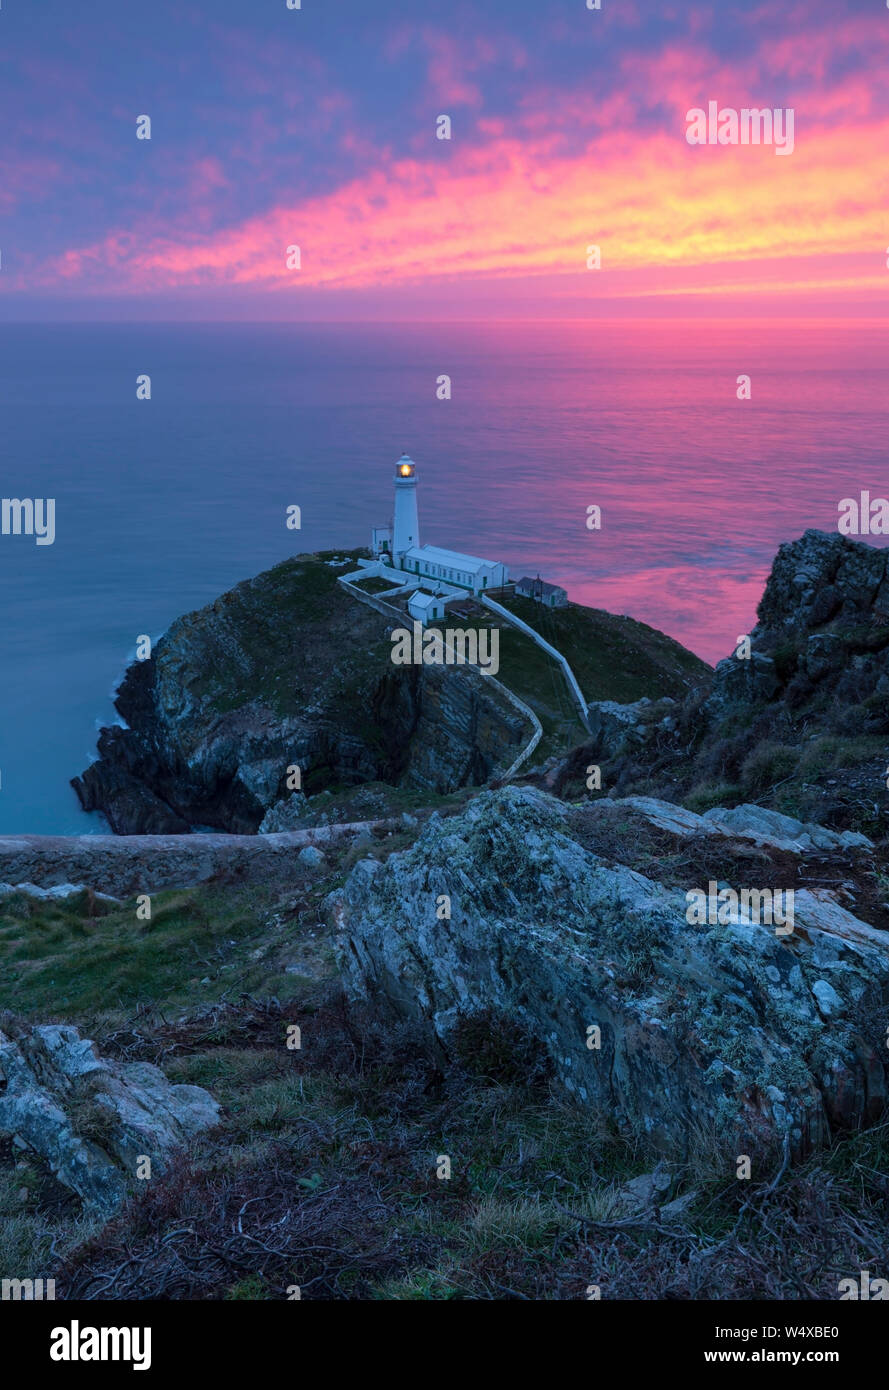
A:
[479, 595, 591, 733]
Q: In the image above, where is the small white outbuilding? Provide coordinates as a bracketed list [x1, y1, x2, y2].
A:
[407, 590, 446, 625]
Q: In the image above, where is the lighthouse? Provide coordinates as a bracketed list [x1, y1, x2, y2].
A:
[392, 453, 419, 563]
[368, 450, 509, 596]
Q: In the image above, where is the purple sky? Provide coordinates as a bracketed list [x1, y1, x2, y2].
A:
[1, 0, 888, 319]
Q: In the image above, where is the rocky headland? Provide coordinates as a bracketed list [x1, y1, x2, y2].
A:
[71, 551, 528, 834]
[70, 548, 708, 836]
[3, 531, 888, 1300]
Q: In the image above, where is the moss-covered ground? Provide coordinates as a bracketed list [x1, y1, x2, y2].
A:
[3, 852, 887, 1301]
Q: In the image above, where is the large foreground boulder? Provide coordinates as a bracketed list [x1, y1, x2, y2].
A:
[0, 1023, 220, 1219]
[333, 786, 889, 1160]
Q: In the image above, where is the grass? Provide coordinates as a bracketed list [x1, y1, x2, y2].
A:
[496, 594, 711, 705]
[495, 626, 588, 756]
[739, 740, 799, 795]
[797, 734, 887, 779]
[684, 780, 744, 812]
[451, 591, 714, 763]
[352, 575, 402, 595]
[0, 876, 633, 1298]
[170, 549, 392, 720]
[4, 858, 889, 1300]
[0, 1141, 100, 1288]
[0, 885, 281, 1021]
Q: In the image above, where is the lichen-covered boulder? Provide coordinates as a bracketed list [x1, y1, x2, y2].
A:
[0, 1023, 220, 1219]
[332, 786, 889, 1160]
[615, 794, 872, 853]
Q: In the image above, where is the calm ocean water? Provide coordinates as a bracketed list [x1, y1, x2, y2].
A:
[1, 319, 887, 833]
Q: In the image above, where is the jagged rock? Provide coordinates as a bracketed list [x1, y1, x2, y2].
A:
[706, 652, 781, 719]
[259, 793, 310, 833]
[805, 632, 844, 679]
[812, 979, 843, 1018]
[0, 882, 121, 904]
[701, 804, 872, 853]
[614, 795, 872, 854]
[333, 786, 889, 1159]
[237, 758, 289, 807]
[297, 845, 326, 871]
[659, 1190, 699, 1221]
[73, 742, 191, 836]
[758, 530, 888, 631]
[614, 796, 718, 839]
[613, 1166, 672, 1214]
[707, 531, 889, 722]
[585, 698, 665, 758]
[0, 1023, 220, 1219]
[610, 532, 889, 841]
[609, 1165, 698, 1222]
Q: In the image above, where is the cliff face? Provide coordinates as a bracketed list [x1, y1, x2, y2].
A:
[707, 528, 889, 719]
[577, 531, 889, 838]
[72, 553, 529, 834]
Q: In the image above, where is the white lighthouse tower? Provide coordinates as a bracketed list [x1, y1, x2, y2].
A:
[366, 450, 510, 605]
[392, 453, 419, 566]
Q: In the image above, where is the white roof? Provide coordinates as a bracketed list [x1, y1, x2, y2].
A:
[408, 591, 443, 611]
[516, 576, 566, 594]
[405, 544, 499, 574]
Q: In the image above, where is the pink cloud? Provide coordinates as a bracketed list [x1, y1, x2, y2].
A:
[19, 13, 889, 310]
[37, 101, 889, 304]
[0, 156, 63, 214]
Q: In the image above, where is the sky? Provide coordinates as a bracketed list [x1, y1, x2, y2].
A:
[2, 0, 888, 319]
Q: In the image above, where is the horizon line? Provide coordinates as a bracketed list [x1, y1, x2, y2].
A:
[2, 314, 889, 326]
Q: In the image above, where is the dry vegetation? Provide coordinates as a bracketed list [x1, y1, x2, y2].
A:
[3, 872, 888, 1301]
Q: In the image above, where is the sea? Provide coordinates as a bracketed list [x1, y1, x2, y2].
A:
[1, 318, 887, 833]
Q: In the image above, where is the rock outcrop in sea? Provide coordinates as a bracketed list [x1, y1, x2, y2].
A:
[72, 553, 529, 834]
[72, 549, 708, 836]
